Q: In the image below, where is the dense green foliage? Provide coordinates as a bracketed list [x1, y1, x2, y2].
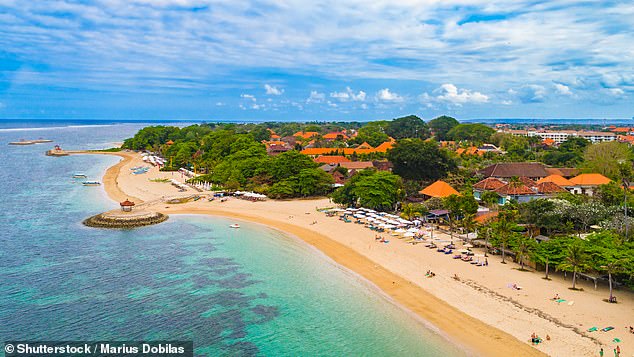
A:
[353, 121, 390, 147]
[331, 170, 405, 211]
[542, 137, 589, 166]
[385, 115, 430, 140]
[388, 139, 457, 181]
[428, 115, 459, 141]
[446, 123, 495, 143]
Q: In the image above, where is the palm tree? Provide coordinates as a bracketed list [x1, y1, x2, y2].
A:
[513, 234, 536, 271]
[493, 212, 514, 264]
[598, 248, 626, 303]
[558, 242, 587, 290]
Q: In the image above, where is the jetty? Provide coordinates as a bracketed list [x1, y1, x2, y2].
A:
[9, 138, 53, 145]
[83, 210, 168, 228]
[46, 145, 69, 156]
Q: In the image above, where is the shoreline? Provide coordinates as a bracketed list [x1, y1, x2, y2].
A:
[168, 208, 544, 357]
[77, 150, 547, 357]
[74, 150, 633, 357]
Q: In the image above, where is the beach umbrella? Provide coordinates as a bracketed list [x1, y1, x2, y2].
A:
[394, 228, 406, 233]
[404, 232, 415, 237]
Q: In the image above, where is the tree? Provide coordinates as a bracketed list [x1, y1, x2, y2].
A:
[532, 238, 567, 280]
[558, 241, 588, 290]
[388, 139, 457, 181]
[354, 122, 390, 147]
[332, 170, 405, 211]
[294, 168, 334, 197]
[512, 234, 536, 271]
[443, 193, 478, 242]
[480, 191, 501, 210]
[491, 211, 516, 263]
[428, 115, 459, 141]
[385, 115, 431, 140]
[446, 124, 495, 143]
[401, 203, 427, 220]
[583, 141, 632, 180]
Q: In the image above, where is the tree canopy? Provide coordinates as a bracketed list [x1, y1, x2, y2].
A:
[446, 123, 495, 143]
[331, 170, 405, 211]
[388, 138, 457, 181]
[385, 115, 431, 140]
[428, 115, 459, 141]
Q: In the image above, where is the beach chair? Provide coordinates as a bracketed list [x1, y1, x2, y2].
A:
[601, 326, 614, 332]
[587, 327, 598, 332]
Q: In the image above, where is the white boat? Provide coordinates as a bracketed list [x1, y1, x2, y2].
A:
[82, 181, 101, 186]
[73, 173, 88, 178]
[229, 224, 240, 229]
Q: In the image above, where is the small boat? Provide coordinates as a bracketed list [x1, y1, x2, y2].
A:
[73, 173, 88, 179]
[229, 224, 240, 229]
[82, 181, 101, 186]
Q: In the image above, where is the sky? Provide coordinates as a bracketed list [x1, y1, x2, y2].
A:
[0, 0, 633, 121]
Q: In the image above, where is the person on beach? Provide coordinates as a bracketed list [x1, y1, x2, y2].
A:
[553, 293, 559, 300]
[599, 347, 603, 357]
[616, 345, 620, 356]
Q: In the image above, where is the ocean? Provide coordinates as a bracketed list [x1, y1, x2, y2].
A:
[0, 121, 464, 356]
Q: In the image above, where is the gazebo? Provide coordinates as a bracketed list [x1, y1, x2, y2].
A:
[120, 199, 135, 212]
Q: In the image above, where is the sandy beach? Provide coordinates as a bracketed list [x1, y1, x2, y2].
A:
[85, 151, 633, 357]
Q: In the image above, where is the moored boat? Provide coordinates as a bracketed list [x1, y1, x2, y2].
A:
[73, 172, 88, 179]
[229, 224, 240, 228]
[82, 181, 101, 186]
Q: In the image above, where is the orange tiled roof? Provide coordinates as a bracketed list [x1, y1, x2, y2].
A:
[300, 141, 394, 156]
[618, 135, 634, 143]
[611, 127, 631, 133]
[373, 141, 395, 153]
[357, 142, 374, 149]
[542, 138, 555, 146]
[455, 148, 465, 155]
[293, 131, 319, 139]
[569, 173, 611, 186]
[475, 211, 498, 223]
[314, 155, 351, 164]
[323, 132, 349, 140]
[419, 180, 460, 198]
[270, 134, 281, 139]
[537, 174, 574, 187]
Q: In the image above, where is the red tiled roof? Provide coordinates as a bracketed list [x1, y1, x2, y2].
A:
[473, 177, 506, 190]
[495, 182, 535, 195]
[535, 181, 566, 194]
[120, 199, 135, 206]
[293, 131, 320, 139]
[518, 176, 536, 188]
[479, 163, 549, 178]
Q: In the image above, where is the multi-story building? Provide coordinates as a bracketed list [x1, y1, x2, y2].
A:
[502, 129, 616, 144]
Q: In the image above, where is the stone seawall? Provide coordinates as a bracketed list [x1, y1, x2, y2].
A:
[83, 210, 168, 228]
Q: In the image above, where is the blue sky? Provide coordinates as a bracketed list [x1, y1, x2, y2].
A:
[0, 0, 632, 121]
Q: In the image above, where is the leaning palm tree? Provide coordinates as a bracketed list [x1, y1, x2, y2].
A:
[598, 248, 626, 303]
[493, 213, 514, 264]
[558, 242, 587, 290]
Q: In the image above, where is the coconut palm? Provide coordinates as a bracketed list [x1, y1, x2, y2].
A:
[513, 234, 536, 271]
[558, 241, 588, 290]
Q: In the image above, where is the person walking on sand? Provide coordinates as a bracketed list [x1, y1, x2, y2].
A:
[616, 345, 620, 356]
[599, 347, 603, 357]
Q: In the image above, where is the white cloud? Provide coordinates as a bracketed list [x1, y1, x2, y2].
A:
[327, 101, 337, 107]
[423, 83, 488, 106]
[0, 102, 5, 109]
[306, 90, 325, 103]
[513, 84, 547, 103]
[330, 87, 366, 101]
[240, 94, 256, 101]
[608, 88, 625, 97]
[264, 84, 283, 95]
[376, 88, 404, 102]
[215, 102, 224, 106]
[554, 83, 573, 96]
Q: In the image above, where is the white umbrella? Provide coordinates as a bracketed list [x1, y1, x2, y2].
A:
[394, 228, 406, 233]
[404, 232, 415, 237]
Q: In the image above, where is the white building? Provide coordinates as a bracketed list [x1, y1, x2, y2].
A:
[503, 129, 616, 144]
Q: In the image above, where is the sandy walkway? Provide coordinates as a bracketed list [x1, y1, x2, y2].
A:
[77, 151, 633, 357]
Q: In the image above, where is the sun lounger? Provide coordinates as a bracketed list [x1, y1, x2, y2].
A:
[587, 327, 598, 332]
[555, 299, 566, 303]
[601, 326, 614, 332]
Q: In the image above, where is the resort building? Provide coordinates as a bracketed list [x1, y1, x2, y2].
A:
[568, 173, 611, 196]
[314, 155, 351, 165]
[419, 180, 460, 199]
[502, 129, 616, 144]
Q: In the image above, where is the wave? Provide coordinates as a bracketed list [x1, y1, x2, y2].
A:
[0, 124, 117, 132]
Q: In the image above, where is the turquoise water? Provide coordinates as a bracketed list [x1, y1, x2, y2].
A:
[0, 123, 464, 356]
